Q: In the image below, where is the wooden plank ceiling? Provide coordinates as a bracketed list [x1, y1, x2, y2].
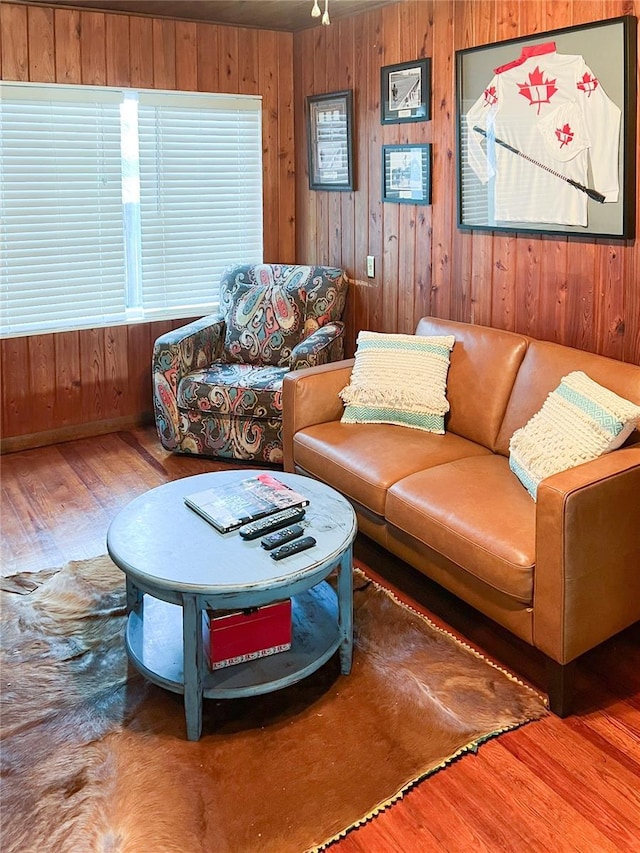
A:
[25, 0, 397, 30]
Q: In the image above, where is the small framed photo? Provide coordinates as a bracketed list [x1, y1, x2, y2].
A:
[306, 90, 354, 191]
[382, 144, 431, 205]
[381, 58, 431, 124]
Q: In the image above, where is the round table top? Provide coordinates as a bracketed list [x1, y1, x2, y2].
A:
[107, 470, 357, 595]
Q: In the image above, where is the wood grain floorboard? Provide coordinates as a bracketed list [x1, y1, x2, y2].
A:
[1, 426, 639, 852]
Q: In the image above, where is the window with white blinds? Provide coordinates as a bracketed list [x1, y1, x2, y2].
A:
[0, 83, 263, 338]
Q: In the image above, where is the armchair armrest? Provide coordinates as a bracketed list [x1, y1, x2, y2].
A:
[152, 314, 225, 449]
[533, 445, 640, 664]
[289, 321, 345, 370]
[153, 314, 226, 378]
[282, 359, 354, 472]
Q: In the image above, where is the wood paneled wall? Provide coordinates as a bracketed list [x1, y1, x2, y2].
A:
[294, 0, 640, 363]
[2, 1, 639, 450]
[0, 2, 294, 449]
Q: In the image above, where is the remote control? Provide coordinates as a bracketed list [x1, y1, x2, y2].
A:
[261, 524, 304, 550]
[270, 535, 316, 560]
[238, 506, 306, 540]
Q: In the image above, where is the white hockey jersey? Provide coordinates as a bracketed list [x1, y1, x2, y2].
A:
[465, 42, 621, 226]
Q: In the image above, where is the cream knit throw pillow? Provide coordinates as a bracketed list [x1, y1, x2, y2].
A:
[339, 331, 455, 433]
[509, 370, 640, 500]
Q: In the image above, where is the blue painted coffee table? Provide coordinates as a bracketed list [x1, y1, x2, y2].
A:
[106, 470, 357, 740]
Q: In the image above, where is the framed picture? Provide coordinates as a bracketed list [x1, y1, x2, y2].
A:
[382, 144, 431, 205]
[306, 90, 354, 191]
[381, 58, 431, 124]
[456, 15, 637, 239]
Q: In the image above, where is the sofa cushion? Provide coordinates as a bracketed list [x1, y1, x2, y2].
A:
[415, 317, 528, 451]
[385, 456, 536, 603]
[496, 339, 640, 456]
[339, 331, 455, 433]
[292, 421, 491, 516]
[509, 371, 640, 499]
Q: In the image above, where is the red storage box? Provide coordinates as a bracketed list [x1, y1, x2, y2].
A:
[204, 600, 292, 670]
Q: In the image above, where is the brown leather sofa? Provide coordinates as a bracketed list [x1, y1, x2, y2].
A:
[282, 317, 640, 715]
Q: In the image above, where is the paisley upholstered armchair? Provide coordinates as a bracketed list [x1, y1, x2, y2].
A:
[152, 263, 348, 464]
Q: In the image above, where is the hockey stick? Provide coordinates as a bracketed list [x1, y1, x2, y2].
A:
[472, 126, 606, 203]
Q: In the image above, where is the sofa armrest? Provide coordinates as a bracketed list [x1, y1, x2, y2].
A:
[152, 314, 225, 449]
[533, 446, 640, 664]
[282, 359, 354, 472]
[290, 321, 345, 370]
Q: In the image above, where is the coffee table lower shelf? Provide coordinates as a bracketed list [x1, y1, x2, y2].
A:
[125, 580, 341, 700]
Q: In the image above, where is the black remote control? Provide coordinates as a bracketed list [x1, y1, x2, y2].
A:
[261, 524, 304, 550]
[238, 506, 306, 540]
[270, 535, 316, 560]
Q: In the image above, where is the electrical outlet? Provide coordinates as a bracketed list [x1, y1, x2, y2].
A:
[366, 255, 375, 278]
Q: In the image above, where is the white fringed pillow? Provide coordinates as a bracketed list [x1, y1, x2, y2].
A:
[509, 371, 640, 500]
[339, 331, 455, 434]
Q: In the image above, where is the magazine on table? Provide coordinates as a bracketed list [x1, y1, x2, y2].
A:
[184, 472, 309, 533]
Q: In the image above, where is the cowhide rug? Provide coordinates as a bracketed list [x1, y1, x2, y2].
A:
[1, 556, 547, 853]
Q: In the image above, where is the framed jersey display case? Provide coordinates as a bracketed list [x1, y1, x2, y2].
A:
[455, 16, 637, 239]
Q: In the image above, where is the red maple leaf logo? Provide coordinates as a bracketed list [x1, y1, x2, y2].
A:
[555, 123, 574, 148]
[517, 66, 557, 114]
[577, 72, 599, 97]
[483, 85, 498, 107]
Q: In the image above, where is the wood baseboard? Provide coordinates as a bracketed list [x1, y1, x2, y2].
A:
[0, 413, 155, 454]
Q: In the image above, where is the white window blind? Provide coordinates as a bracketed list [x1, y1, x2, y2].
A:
[459, 118, 494, 226]
[137, 92, 263, 320]
[0, 83, 263, 338]
[0, 87, 125, 335]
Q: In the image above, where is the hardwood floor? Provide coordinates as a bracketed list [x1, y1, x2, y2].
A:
[2, 427, 639, 852]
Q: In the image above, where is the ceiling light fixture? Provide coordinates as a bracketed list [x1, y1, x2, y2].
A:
[311, 0, 331, 26]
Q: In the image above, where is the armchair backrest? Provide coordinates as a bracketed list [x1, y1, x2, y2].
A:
[220, 264, 348, 367]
